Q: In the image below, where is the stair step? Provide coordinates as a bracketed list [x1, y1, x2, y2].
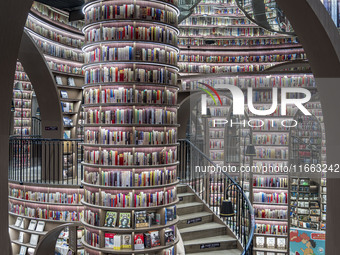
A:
[178, 193, 196, 203]
[178, 211, 213, 228]
[180, 222, 227, 241]
[187, 249, 241, 255]
[177, 184, 188, 193]
[184, 235, 237, 253]
[177, 202, 203, 214]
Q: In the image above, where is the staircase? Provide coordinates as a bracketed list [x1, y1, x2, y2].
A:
[177, 184, 241, 255]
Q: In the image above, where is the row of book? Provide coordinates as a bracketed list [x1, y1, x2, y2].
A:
[179, 53, 306, 63]
[251, 120, 291, 131]
[14, 111, 31, 118]
[31, 2, 83, 31]
[209, 140, 224, 149]
[193, 5, 242, 15]
[13, 128, 31, 135]
[84, 67, 177, 85]
[9, 188, 83, 204]
[254, 208, 287, 220]
[13, 101, 31, 108]
[253, 134, 289, 146]
[253, 192, 288, 204]
[181, 17, 254, 26]
[84, 168, 176, 187]
[84, 87, 177, 105]
[14, 81, 33, 91]
[209, 130, 224, 138]
[13, 91, 32, 99]
[253, 177, 288, 188]
[179, 63, 273, 73]
[84, 188, 176, 208]
[183, 75, 315, 90]
[32, 37, 84, 62]
[85, 25, 177, 46]
[254, 223, 288, 235]
[84, 206, 176, 228]
[47, 61, 84, 75]
[84, 148, 177, 166]
[208, 108, 229, 117]
[85, 228, 174, 250]
[26, 17, 84, 49]
[14, 120, 31, 126]
[255, 148, 288, 160]
[84, 128, 177, 145]
[180, 27, 275, 37]
[85, 46, 177, 65]
[61, 102, 74, 113]
[9, 203, 80, 221]
[16, 62, 25, 72]
[85, 5, 177, 26]
[209, 151, 224, 161]
[178, 37, 299, 47]
[84, 108, 176, 125]
[14, 72, 29, 81]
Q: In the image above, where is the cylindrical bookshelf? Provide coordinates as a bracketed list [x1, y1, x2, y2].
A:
[81, 0, 180, 254]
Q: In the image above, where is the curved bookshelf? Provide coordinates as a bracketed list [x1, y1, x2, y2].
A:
[82, 0, 179, 253]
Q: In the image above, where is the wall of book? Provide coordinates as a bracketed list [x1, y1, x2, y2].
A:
[178, 0, 305, 75]
[180, 73, 327, 255]
[81, 0, 179, 254]
[13, 61, 37, 136]
[25, 6, 85, 140]
[8, 182, 84, 255]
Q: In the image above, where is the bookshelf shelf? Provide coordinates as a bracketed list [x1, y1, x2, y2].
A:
[8, 197, 82, 207]
[81, 143, 180, 148]
[81, 162, 179, 169]
[81, 199, 179, 211]
[81, 236, 179, 254]
[81, 218, 179, 233]
[81, 180, 180, 190]
[9, 225, 48, 235]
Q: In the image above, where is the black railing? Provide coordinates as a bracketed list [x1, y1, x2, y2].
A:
[178, 139, 255, 255]
[9, 137, 83, 186]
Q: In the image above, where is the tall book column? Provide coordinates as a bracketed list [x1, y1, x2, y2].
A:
[81, 0, 180, 254]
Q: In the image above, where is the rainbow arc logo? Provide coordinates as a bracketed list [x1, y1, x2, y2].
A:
[198, 82, 223, 106]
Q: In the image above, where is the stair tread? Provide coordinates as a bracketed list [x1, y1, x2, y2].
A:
[179, 211, 213, 221]
[184, 235, 237, 246]
[178, 193, 195, 197]
[180, 222, 226, 233]
[187, 249, 241, 255]
[177, 202, 203, 209]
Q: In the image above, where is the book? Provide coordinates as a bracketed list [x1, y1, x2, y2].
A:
[134, 233, 144, 250]
[135, 211, 148, 228]
[256, 236, 265, 248]
[164, 228, 175, 244]
[165, 207, 174, 223]
[35, 221, 45, 232]
[30, 234, 39, 246]
[104, 212, 117, 227]
[122, 234, 132, 249]
[60, 90, 68, 99]
[68, 77, 75, 86]
[28, 220, 37, 231]
[63, 131, 71, 139]
[147, 212, 160, 226]
[14, 217, 23, 228]
[113, 234, 121, 250]
[27, 248, 35, 255]
[266, 237, 276, 248]
[149, 230, 161, 247]
[19, 246, 27, 255]
[18, 231, 24, 243]
[104, 233, 115, 248]
[119, 212, 131, 228]
[55, 76, 63, 85]
[144, 233, 151, 248]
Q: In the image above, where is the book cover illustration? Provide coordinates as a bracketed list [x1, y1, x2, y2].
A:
[134, 233, 144, 250]
[135, 211, 148, 228]
[122, 234, 132, 249]
[119, 212, 131, 228]
[149, 230, 161, 247]
[104, 211, 117, 227]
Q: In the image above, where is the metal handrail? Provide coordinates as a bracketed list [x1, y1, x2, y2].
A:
[179, 138, 255, 255]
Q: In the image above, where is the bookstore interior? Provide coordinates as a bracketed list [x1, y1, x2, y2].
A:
[4, 0, 340, 254]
